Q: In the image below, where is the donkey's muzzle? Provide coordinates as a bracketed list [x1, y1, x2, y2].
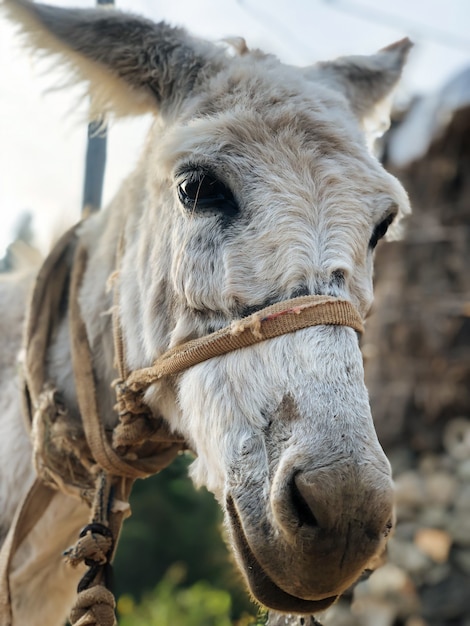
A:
[268, 463, 395, 600]
[227, 460, 394, 611]
[290, 468, 394, 539]
[226, 495, 339, 613]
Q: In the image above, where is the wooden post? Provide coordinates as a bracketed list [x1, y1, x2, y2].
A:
[82, 0, 115, 215]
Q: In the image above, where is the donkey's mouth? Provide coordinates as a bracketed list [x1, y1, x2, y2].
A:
[226, 496, 338, 614]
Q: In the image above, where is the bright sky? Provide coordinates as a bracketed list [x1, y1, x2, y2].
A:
[0, 0, 469, 255]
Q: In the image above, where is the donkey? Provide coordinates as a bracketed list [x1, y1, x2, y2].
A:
[0, 1, 412, 624]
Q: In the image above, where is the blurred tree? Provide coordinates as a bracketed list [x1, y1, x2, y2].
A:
[113, 454, 254, 620]
[0, 211, 36, 272]
[118, 564, 266, 626]
[118, 563, 233, 626]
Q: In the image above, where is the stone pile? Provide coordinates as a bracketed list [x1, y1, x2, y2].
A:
[322, 420, 470, 626]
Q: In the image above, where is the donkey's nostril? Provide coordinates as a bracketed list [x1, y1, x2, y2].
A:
[291, 473, 318, 528]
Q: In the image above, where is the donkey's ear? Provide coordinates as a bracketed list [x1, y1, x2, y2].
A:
[306, 39, 412, 144]
[3, 0, 221, 118]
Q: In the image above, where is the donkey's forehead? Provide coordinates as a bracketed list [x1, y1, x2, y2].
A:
[154, 57, 408, 215]
[197, 54, 349, 116]
[160, 59, 367, 166]
[194, 57, 357, 136]
[158, 98, 395, 206]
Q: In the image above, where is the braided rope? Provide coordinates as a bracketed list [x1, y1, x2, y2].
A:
[65, 474, 117, 626]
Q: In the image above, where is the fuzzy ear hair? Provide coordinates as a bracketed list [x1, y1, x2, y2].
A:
[3, 0, 223, 119]
[305, 39, 413, 145]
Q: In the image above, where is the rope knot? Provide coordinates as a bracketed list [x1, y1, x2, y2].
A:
[69, 585, 116, 626]
[112, 378, 156, 452]
[112, 379, 149, 418]
[64, 523, 113, 569]
[111, 379, 183, 454]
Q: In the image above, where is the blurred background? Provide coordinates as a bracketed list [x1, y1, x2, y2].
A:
[1, 1, 469, 625]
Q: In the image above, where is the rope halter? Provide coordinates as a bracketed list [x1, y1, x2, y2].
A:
[120, 294, 364, 395]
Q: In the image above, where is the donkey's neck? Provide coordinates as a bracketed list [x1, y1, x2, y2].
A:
[47, 173, 148, 427]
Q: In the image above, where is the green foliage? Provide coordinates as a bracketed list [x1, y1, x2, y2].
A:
[118, 564, 233, 626]
[113, 453, 254, 619]
[117, 564, 266, 626]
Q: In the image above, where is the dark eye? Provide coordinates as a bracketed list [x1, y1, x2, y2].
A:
[369, 213, 395, 249]
[177, 168, 238, 217]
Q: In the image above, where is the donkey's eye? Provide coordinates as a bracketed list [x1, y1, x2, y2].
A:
[369, 213, 395, 249]
[177, 170, 238, 217]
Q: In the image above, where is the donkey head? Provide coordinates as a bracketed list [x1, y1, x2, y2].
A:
[5, 0, 412, 614]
